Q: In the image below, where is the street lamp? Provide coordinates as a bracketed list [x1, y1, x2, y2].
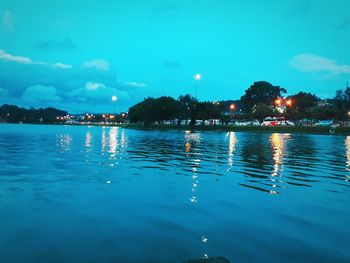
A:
[194, 74, 201, 100]
[229, 103, 236, 122]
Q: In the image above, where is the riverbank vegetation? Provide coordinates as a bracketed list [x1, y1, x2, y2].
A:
[1, 81, 350, 127]
[0, 104, 67, 123]
[128, 81, 350, 125]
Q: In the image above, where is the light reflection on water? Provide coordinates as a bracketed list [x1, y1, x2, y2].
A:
[227, 131, 237, 169]
[0, 124, 349, 263]
[345, 136, 350, 182]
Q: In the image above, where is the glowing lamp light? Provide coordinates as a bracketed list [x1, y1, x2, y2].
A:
[275, 99, 281, 105]
[230, 104, 236, 110]
[286, 99, 292, 106]
[194, 74, 201, 80]
[111, 95, 118, 102]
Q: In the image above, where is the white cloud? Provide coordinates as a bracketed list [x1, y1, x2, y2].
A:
[68, 81, 130, 103]
[290, 53, 350, 76]
[119, 79, 147, 87]
[0, 49, 72, 69]
[85, 81, 106, 90]
[82, 59, 110, 71]
[0, 49, 32, 64]
[22, 85, 62, 104]
[0, 49, 147, 111]
[53, 62, 72, 69]
[2, 10, 13, 31]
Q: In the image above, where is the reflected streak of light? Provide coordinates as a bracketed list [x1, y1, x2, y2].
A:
[101, 128, 106, 153]
[109, 127, 118, 157]
[270, 133, 286, 177]
[185, 131, 200, 143]
[185, 142, 191, 153]
[228, 132, 237, 168]
[185, 131, 201, 204]
[345, 136, 350, 181]
[85, 132, 92, 152]
[57, 134, 72, 152]
[121, 128, 126, 150]
[190, 196, 197, 203]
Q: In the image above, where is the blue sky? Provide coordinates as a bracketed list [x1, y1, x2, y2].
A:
[1, 0, 350, 113]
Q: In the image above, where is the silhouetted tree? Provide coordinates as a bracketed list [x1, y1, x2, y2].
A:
[178, 94, 198, 125]
[197, 102, 221, 124]
[291, 92, 319, 113]
[240, 81, 287, 112]
[0, 104, 67, 123]
[334, 87, 350, 110]
[128, 96, 181, 125]
[251, 103, 278, 121]
[155, 96, 181, 122]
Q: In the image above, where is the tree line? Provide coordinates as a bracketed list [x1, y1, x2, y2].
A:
[1, 81, 349, 125]
[128, 81, 350, 125]
[0, 104, 68, 123]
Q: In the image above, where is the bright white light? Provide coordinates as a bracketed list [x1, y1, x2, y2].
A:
[111, 95, 118, 102]
[194, 74, 201, 80]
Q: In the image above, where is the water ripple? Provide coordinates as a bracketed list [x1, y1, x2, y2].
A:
[0, 124, 350, 262]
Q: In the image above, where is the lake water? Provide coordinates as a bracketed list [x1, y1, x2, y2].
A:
[0, 124, 349, 263]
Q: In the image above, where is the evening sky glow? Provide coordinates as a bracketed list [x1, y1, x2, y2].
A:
[0, 0, 350, 113]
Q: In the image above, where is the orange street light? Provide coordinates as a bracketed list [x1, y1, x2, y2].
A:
[230, 104, 236, 110]
[275, 99, 282, 106]
[286, 99, 292, 106]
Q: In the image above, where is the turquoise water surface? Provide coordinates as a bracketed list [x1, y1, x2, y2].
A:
[0, 124, 349, 262]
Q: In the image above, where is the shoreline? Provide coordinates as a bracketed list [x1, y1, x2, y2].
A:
[123, 124, 350, 135]
[1, 122, 350, 135]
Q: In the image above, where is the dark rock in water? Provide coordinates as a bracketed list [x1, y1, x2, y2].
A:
[181, 256, 230, 263]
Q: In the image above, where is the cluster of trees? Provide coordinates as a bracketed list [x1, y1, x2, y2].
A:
[128, 81, 350, 125]
[0, 104, 67, 123]
[335, 87, 350, 110]
[128, 95, 238, 125]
